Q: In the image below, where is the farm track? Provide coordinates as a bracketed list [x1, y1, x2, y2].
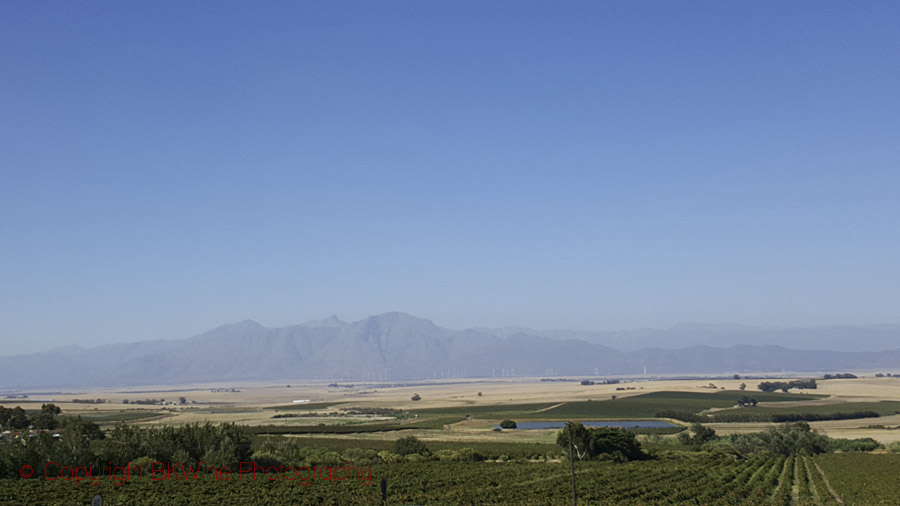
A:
[535, 403, 567, 413]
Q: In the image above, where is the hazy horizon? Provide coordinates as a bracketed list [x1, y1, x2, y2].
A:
[4, 312, 900, 357]
[3, 2, 899, 355]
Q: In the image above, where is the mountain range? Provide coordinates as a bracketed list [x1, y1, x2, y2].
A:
[2, 312, 899, 390]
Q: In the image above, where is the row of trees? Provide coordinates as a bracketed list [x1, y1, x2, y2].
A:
[757, 379, 817, 392]
[823, 373, 857, 379]
[0, 421, 251, 479]
[730, 422, 829, 455]
[0, 404, 61, 431]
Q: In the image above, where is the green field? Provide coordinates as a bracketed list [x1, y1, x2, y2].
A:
[412, 390, 823, 421]
[816, 453, 900, 505]
[265, 402, 347, 411]
[251, 391, 839, 433]
[79, 411, 167, 424]
[714, 400, 900, 418]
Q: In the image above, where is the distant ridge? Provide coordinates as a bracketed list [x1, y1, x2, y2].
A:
[1, 313, 899, 389]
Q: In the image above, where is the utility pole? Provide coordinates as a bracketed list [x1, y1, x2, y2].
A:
[568, 422, 577, 506]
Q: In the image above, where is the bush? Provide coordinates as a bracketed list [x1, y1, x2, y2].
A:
[828, 437, 881, 452]
[730, 422, 828, 455]
[377, 450, 403, 463]
[457, 447, 485, 462]
[677, 423, 717, 448]
[500, 419, 517, 429]
[393, 436, 430, 456]
[434, 449, 459, 462]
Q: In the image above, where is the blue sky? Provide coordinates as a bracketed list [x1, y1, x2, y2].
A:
[2, 2, 899, 355]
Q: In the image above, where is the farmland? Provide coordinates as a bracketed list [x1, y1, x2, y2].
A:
[4, 453, 892, 505]
[4, 376, 900, 504]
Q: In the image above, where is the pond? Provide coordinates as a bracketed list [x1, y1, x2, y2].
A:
[496, 420, 678, 430]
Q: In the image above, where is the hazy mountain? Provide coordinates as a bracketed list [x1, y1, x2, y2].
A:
[299, 315, 347, 328]
[1, 313, 899, 390]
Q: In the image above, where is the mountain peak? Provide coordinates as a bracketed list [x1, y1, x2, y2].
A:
[231, 319, 264, 328]
[365, 312, 435, 325]
[300, 315, 347, 328]
[205, 319, 265, 334]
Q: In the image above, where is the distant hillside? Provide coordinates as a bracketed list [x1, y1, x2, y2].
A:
[1, 313, 899, 389]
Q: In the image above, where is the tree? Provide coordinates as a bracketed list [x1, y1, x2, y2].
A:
[410, 393, 421, 401]
[556, 423, 643, 461]
[556, 422, 591, 460]
[98, 424, 145, 466]
[178, 397, 187, 405]
[588, 427, 644, 461]
[678, 423, 717, 448]
[394, 436, 430, 456]
[731, 422, 828, 455]
[53, 417, 100, 468]
[739, 382, 747, 391]
[0, 407, 29, 430]
[62, 416, 104, 440]
[758, 379, 817, 393]
[32, 404, 61, 430]
[737, 396, 758, 407]
[499, 419, 517, 429]
[758, 382, 777, 393]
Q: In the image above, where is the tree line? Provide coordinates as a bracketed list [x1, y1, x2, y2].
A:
[757, 379, 817, 392]
[0, 420, 251, 479]
[0, 404, 62, 431]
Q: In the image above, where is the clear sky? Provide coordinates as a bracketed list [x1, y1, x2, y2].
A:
[2, 1, 899, 355]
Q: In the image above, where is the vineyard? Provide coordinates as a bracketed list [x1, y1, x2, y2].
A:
[816, 453, 900, 505]
[3, 392, 897, 504]
[2, 452, 882, 506]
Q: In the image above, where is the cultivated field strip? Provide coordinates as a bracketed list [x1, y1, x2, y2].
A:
[0, 455, 883, 505]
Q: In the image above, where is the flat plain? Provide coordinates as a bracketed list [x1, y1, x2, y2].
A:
[7, 374, 900, 443]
